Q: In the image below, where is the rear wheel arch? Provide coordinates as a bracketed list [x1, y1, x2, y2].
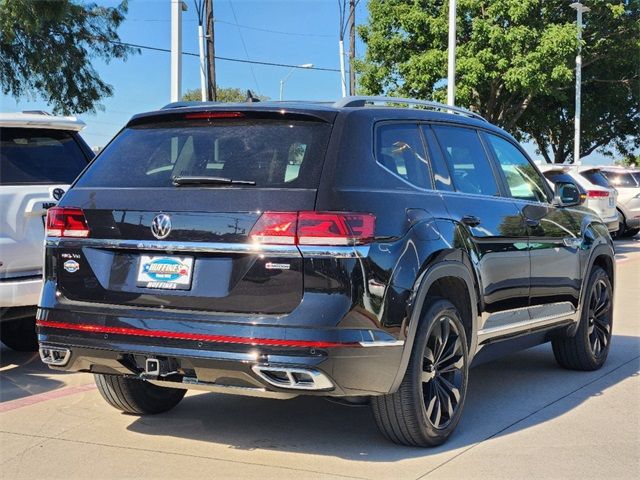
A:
[389, 261, 478, 393]
[569, 243, 615, 337]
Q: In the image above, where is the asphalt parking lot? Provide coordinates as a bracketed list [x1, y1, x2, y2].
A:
[1, 237, 639, 480]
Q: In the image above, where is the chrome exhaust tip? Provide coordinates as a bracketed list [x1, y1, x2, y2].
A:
[39, 346, 71, 366]
[251, 365, 333, 391]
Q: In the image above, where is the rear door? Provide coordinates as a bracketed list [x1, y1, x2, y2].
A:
[0, 127, 89, 281]
[426, 124, 531, 327]
[57, 111, 334, 314]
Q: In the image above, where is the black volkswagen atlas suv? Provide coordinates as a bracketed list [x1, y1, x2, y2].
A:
[37, 97, 615, 447]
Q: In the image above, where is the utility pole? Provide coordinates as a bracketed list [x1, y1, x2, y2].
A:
[348, 0, 356, 95]
[194, 1, 207, 101]
[170, 0, 187, 102]
[570, 2, 590, 164]
[205, 0, 217, 101]
[446, 0, 456, 106]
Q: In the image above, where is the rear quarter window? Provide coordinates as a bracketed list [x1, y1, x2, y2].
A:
[0, 128, 88, 185]
[75, 118, 332, 189]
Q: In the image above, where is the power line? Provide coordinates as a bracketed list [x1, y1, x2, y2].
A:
[128, 17, 334, 38]
[109, 40, 344, 73]
[228, 1, 261, 94]
[215, 19, 334, 38]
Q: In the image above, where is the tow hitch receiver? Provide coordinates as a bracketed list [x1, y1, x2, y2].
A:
[141, 357, 179, 379]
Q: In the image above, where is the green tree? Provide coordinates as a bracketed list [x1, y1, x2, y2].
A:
[182, 87, 269, 103]
[357, 0, 640, 163]
[615, 154, 639, 167]
[0, 0, 136, 114]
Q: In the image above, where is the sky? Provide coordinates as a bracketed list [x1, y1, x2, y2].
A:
[0, 0, 615, 166]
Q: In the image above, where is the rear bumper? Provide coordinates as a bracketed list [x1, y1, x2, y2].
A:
[36, 309, 405, 398]
[0, 275, 42, 309]
[605, 219, 619, 233]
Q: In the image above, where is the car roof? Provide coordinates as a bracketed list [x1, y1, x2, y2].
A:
[0, 112, 86, 131]
[129, 96, 508, 138]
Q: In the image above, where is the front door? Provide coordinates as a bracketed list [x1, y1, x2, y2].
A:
[482, 132, 582, 318]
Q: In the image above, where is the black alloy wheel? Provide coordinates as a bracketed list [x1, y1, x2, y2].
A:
[422, 315, 466, 430]
[372, 298, 469, 447]
[552, 265, 613, 371]
[586, 278, 612, 359]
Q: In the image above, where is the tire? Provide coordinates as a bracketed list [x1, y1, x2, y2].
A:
[613, 212, 626, 240]
[552, 266, 613, 371]
[0, 317, 38, 351]
[372, 298, 469, 447]
[623, 228, 639, 238]
[94, 374, 186, 415]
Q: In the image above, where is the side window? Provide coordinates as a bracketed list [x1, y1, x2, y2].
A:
[376, 123, 430, 189]
[422, 125, 454, 191]
[485, 134, 549, 203]
[432, 125, 499, 196]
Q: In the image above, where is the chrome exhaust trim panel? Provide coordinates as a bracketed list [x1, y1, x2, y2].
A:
[251, 365, 334, 391]
[39, 346, 71, 366]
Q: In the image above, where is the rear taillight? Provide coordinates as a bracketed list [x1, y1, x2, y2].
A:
[249, 212, 297, 245]
[46, 207, 90, 238]
[587, 190, 609, 198]
[249, 211, 375, 246]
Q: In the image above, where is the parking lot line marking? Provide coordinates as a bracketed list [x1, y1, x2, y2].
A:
[0, 383, 96, 413]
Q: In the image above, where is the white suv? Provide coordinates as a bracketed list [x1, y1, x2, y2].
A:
[539, 164, 619, 234]
[0, 112, 92, 350]
[598, 166, 640, 238]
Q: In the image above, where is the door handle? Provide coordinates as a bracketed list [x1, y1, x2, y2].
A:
[525, 218, 540, 228]
[461, 215, 481, 227]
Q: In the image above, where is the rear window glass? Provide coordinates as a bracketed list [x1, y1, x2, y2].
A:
[75, 119, 332, 188]
[580, 170, 611, 188]
[376, 123, 431, 189]
[600, 171, 638, 187]
[0, 128, 88, 185]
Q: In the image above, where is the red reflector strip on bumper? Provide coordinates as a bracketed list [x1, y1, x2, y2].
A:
[36, 320, 360, 349]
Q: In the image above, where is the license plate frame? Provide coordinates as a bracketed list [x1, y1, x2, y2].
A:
[136, 255, 194, 290]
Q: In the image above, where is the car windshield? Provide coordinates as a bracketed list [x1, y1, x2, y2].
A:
[75, 118, 332, 189]
[0, 127, 88, 185]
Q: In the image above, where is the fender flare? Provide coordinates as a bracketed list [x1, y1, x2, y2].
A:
[568, 240, 616, 336]
[389, 260, 479, 392]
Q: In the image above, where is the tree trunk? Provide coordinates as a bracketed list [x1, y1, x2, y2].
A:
[205, 0, 217, 101]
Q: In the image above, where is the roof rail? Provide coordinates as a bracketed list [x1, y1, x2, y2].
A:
[333, 96, 487, 122]
[22, 110, 50, 116]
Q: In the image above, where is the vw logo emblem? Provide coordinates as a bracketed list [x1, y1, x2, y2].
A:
[151, 214, 172, 240]
[52, 188, 65, 200]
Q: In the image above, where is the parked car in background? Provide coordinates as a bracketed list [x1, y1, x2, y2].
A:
[539, 164, 618, 234]
[597, 166, 640, 238]
[37, 97, 615, 447]
[0, 112, 92, 350]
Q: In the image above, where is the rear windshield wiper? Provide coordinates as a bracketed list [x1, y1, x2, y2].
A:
[172, 175, 256, 186]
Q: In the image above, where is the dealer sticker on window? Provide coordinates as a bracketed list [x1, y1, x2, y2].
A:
[136, 255, 194, 290]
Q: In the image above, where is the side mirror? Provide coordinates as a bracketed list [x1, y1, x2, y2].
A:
[553, 181, 581, 207]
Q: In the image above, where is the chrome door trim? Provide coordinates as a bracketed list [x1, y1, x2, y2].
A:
[478, 301, 578, 345]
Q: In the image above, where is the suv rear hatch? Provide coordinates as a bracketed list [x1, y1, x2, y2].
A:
[54, 108, 335, 315]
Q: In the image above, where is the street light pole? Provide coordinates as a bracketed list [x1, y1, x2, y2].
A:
[279, 64, 314, 101]
[570, 2, 590, 164]
[447, 0, 457, 106]
[170, 0, 188, 102]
